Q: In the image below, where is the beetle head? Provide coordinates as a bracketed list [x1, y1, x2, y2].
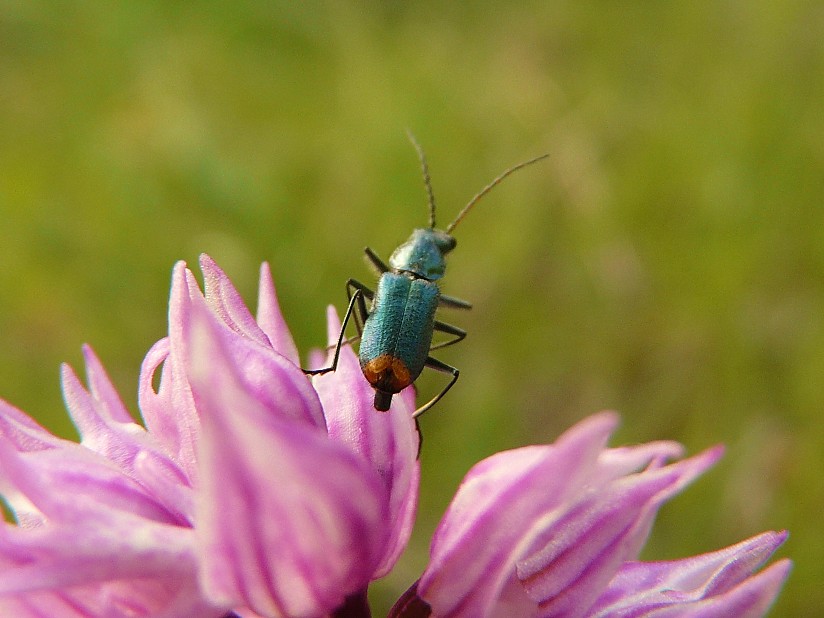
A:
[389, 228, 456, 280]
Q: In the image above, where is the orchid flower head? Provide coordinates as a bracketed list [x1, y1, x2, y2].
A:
[0, 255, 789, 617]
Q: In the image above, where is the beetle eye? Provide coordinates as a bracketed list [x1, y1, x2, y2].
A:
[435, 233, 457, 254]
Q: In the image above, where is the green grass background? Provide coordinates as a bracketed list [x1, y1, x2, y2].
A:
[1, 2, 819, 615]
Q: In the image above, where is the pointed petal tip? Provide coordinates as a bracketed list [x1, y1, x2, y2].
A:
[256, 264, 302, 364]
[59, 361, 73, 380]
[754, 530, 790, 555]
[770, 556, 793, 579]
[79, 344, 104, 374]
[198, 253, 215, 268]
[184, 268, 201, 293]
[557, 411, 621, 451]
[198, 254, 221, 284]
[171, 260, 189, 279]
[589, 409, 621, 430]
[695, 443, 726, 468]
[57, 344, 99, 384]
[648, 444, 724, 501]
[726, 557, 793, 616]
[170, 261, 195, 299]
[663, 443, 725, 481]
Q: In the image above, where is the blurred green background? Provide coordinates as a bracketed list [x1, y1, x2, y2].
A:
[1, 2, 819, 615]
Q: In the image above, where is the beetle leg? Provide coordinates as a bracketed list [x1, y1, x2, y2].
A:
[438, 294, 472, 310]
[346, 278, 373, 337]
[303, 288, 363, 375]
[320, 279, 372, 352]
[323, 333, 361, 352]
[428, 321, 467, 351]
[414, 416, 423, 459]
[413, 357, 459, 418]
[364, 246, 390, 275]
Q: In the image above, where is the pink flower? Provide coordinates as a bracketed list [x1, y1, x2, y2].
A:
[0, 255, 789, 617]
[0, 255, 418, 617]
[392, 414, 790, 618]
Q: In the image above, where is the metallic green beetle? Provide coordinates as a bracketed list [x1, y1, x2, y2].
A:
[307, 134, 547, 417]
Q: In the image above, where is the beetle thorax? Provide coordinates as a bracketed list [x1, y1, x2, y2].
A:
[388, 228, 456, 280]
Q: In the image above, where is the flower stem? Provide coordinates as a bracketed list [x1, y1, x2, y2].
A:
[332, 589, 372, 618]
[387, 581, 431, 618]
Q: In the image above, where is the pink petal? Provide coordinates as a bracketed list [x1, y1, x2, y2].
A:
[589, 531, 791, 617]
[641, 560, 792, 618]
[185, 298, 390, 617]
[418, 413, 620, 617]
[193, 259, 326, 430]
[418, 415, 724, 618]
[139, 258, 325, 483]
[256, 261, 301, 365]
[0, 581, 215, 618]
[0, 517, 194, 593]
[0, 407, 77, 526]
[593, 440, 686, 480]
[138, 262, 200, 482]
[0, 438, 180, 527]
[313, 306, 421, 577]
[199, 254, 273, 349]
[0, 516, 217, 617]
[0, 398, 66, 452]
[76, 345, 134, 424]
[515, 447, 723, 617]
[62, 348, 193, 522]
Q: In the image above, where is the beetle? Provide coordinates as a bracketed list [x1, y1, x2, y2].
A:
[306, 134, 547, 417]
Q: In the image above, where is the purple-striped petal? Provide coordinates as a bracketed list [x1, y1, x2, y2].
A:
[0, 515, 217, 618]
[0, 437, 181, 526]
[418, 413, 621, 616]
[62, 346, 193, 523]
[184, 295, 390, 617]
[200, 254, 274, 349]
[0, 398, 66, 453]
[588, 531, 790, 618]
[0, 517, 194, 593]
[313, 306, 421, 577]
[0, 254, 432, 616]
[417, 414, 725, 618]
[591, 440, 685, 480]
[138, 259, 326, 486]
[515, 447, 723, 617]
[193, 260, 327, 430]
[0, 433, 214, 616]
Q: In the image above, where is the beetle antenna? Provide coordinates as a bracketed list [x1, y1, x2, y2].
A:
[445, 153, 549, 234]
[407, 130, 437, 229]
